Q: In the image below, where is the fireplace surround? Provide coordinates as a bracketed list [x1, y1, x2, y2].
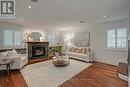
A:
[27, 42, 49, 60]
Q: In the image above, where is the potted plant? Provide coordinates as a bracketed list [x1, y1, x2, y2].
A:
[52, 47, 61, 57]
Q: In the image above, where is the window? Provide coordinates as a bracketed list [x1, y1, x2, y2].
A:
[117, 29, 127, 48]
[107, 29, 127, 49]
[63, 33, 74, 46]
[4, 30, 23, 48]
[107, 30, 116, 48]
[14, 32, 22, 47]
[4, 31, 13, 47]
[48, 35, 55, 45]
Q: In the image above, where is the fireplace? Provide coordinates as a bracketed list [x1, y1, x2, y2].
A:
[27, 42, 49, 60]
[32, 46, 45, 58]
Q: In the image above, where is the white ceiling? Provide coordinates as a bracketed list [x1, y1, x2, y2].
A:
[0, 0, 129, 30]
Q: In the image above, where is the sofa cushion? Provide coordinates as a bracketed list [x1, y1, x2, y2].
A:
[67, 52, 88, 58]
[7, 49, 19, 57]
[81, 48, 86, 54]
[75, 48, 79, 53]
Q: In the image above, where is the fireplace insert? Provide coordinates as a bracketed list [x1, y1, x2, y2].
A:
[32, 46, 46, 58]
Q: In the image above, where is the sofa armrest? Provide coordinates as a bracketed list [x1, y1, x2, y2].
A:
[86, 50, 94, 62]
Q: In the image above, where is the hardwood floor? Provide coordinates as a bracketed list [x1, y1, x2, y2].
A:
[59, 62, 128, 87]
[0, 70, 27, 87]
[0, 61, 128, 87]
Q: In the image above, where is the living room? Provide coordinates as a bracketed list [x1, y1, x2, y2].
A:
[0, 0, 129, 87]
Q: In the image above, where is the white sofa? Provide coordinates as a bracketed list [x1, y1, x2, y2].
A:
[0, 50, 28, 70]
[66, 47, 94, 62]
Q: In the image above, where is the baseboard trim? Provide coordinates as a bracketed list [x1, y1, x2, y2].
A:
[69, 57, 94, 63]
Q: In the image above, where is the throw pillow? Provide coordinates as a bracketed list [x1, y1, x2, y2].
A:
[79, 49, 83, 53]
[77, 48, 81, 53]
[81, 48, 86, 54]
[75, 48, 79, 53]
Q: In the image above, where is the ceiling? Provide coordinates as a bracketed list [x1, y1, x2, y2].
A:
[0, 0, 129, 30]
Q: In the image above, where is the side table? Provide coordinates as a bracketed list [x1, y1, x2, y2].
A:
[0, 59, 14, 75]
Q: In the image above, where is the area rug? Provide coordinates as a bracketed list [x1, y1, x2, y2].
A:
[21, 59, 92, 87]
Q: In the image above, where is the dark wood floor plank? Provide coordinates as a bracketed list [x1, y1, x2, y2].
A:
[0, 71, 6, 87]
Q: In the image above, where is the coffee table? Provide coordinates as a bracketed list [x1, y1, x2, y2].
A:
[0, 59, 14, 75]
[53, 56, 70, 67]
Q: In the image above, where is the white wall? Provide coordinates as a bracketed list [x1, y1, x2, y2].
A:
[89, 18, 128, 66]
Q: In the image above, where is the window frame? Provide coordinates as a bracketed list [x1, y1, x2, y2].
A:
[107, 28, 128, 50]
[3, 30, 23, 49]
[116, 29, 127, 48]
[4, 30, 13, 48]
[48, 34, 56, 46]
[14, 31, 23, 48]
[107, 30, 116, 48]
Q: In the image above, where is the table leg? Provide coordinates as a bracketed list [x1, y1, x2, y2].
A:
[68, 57, 70, 64]
[6, 64, 10, 75]
[8, 64, 11, 72]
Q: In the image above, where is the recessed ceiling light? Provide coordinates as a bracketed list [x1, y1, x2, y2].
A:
[103, 15, 107, 18]
[28, 5, 32, 8]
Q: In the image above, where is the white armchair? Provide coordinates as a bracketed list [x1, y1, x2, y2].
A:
[0, 50, 28, 70]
